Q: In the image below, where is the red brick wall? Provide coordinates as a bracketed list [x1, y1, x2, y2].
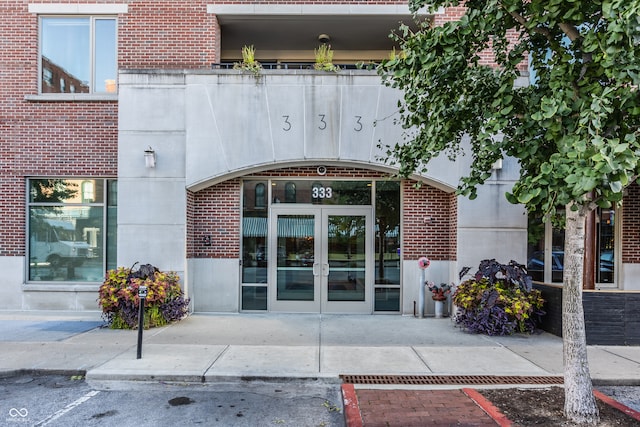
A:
[402, 182, 457, 261]
[188, 166, 457, 261]
[192, 179, 242, 258]
[1, 0, 219, 258]
[622, 183, 640, 264]
[119, 1, 219, 68]
[186, 189, 195, 258]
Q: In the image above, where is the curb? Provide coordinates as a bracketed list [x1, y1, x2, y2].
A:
[341, 384, 363, 427]
[462, 388, 513, 427]
[0, 369, 87, 379]
[594, 389, 640, 422]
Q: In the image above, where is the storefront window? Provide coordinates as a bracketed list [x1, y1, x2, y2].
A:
[527, 207, 616, 285]
[374, 180, 400, 311]
[28, 178, 116, 282]
[527, 211, 565, 284]
[242, 181, 268, 293]
[597, 208, 615, 284]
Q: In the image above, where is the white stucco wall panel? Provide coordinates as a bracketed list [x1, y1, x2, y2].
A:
[369, 84, 405, 165]
[339, 84, 380, 161]
[186, 136, 232, 186]
[304, 82, 341, 159]
[621, 264, 640, 290]
[0, 257, 25, 309]
[119, 86, 185, 133]
[189, 258, 240, 312]
[264, 85, 306, 161]
[21, 290, 99, 311]
[205, 84, 275, 168]
[181, 72, 461, 190]
[457, 229, 528, 274]
[118, 133, 186, 179]
[184, 86, 232, 185]
[184, 85, 220, 140]
[117, 178, 186, 225]
[457, 180, 527, 229]
[118, 224, 186, 274]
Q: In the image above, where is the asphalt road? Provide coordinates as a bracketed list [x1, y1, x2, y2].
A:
[0, 373, 345, 427]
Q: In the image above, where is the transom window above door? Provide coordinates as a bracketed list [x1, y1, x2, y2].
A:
[271, 180, 372, 205]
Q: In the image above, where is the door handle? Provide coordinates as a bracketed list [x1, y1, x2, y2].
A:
[322, 263, 329, 276]
[313, 263, 320, 276]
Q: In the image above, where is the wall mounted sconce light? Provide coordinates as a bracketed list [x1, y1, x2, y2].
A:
[491, 159, 503, 170]
[144, 146, 156, 168]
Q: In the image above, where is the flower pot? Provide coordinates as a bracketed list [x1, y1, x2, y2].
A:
[434, 299, 444, 318]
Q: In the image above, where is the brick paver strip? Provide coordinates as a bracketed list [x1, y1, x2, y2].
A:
[463, 388, 512, 427]
[355, 389, 499, 427]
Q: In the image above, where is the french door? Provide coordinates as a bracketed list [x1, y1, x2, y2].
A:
[268, 206, 373, 313]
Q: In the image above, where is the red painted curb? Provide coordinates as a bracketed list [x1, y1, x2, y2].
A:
[594, 389, 640, 422]
[463, 388, 513, 427]
[341, 384, 363, 427]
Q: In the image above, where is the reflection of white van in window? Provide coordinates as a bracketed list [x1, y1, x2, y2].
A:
[30, 219, 94, 268]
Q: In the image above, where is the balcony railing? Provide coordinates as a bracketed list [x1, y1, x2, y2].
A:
[212, 62, 367, 70]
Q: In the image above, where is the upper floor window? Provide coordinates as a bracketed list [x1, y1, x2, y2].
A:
[40, 16, 117, 94]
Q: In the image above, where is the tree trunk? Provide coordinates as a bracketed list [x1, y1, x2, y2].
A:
[563, 203, 599, 424]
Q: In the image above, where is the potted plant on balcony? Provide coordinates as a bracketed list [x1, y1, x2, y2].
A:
[233, 45, 262, 75]
[314, 44, 340, 72]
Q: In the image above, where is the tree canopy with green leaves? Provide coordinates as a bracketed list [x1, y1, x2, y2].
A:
[380, 0, 640, 424]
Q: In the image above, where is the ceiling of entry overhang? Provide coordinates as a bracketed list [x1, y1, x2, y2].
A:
[216, 14, 424, 52]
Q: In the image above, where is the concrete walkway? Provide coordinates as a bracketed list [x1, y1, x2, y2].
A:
[1, 311, 638, 384]
[1, 311, 640, 425]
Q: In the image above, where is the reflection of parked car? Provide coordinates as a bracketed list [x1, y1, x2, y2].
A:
[527, 251, 563, 282]
[528, 250, 614, 282]
[599, 250, 614, 272]
[30, 218, 95, 268]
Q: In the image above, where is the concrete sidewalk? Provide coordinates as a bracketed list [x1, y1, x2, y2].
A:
[1, 311, 638, 384]
[2, 311, 640, 426]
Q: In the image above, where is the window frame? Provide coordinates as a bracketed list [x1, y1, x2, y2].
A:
[38, 15, 118, 96]
[26, 177, 117, 284]
[28, 4, 127, 101]
[528, 207, 620, 288]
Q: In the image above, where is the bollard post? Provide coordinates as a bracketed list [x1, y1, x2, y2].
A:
[419, 269, 425, 318]
[136, 285, 148, 359]
[417, 257, 430, 319]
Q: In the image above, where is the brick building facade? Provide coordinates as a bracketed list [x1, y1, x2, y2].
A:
[1, 1, 636, 313]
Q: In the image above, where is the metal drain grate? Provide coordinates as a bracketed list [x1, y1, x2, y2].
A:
[340, 375, 564, 386]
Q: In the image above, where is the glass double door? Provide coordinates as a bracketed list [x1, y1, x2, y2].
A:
[269, 206, 373, 313]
